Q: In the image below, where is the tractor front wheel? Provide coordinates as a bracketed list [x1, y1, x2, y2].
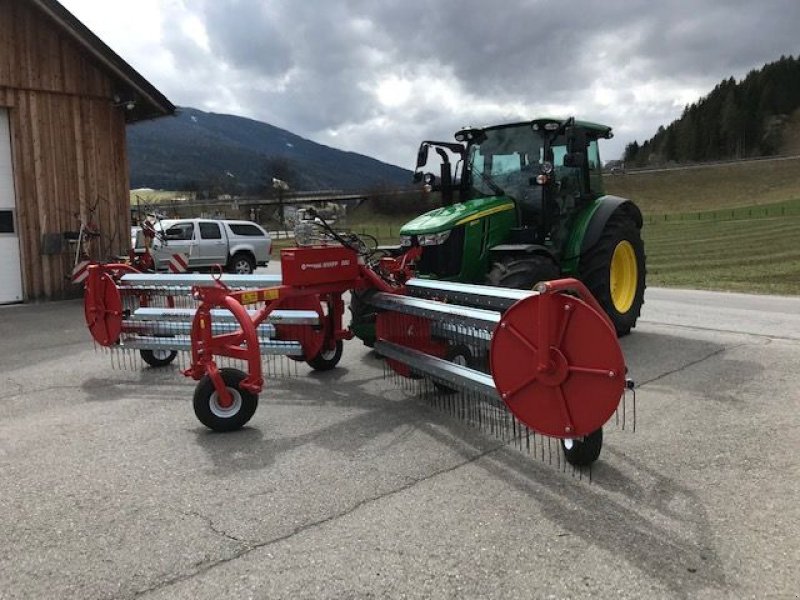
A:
[486, 254, 560, 289]
[193, 368, 258, 431]
[349, 289, 377, 348]
[580, 215, 646, 336]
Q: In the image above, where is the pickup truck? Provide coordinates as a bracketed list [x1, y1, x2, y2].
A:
[139, 218, 272, 274]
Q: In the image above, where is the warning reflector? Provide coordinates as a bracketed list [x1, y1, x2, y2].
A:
[168, 253, 188, 273]
[71, 260, 91, 284]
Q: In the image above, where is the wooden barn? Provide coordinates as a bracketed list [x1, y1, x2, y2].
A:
[0, 0, 174, 302]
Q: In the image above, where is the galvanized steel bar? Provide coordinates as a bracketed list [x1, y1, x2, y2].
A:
[368, 292, 501, 330]
[131, 307, 320, 325]
[374, 340, 501, 399]
[404, 278, 535, 311]
[120, 335, 303, 356]
[122, 320, 277, 338]
[119, 273, 283, 288]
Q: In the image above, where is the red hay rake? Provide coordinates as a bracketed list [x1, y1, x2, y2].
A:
[83, 233, 633, 469]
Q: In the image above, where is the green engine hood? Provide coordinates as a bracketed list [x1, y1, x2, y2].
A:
[400, 196, 516, 235]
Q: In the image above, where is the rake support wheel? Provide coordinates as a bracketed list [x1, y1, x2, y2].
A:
[193, 368, 258, 432]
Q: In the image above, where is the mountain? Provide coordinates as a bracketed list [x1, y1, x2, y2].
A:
[624, 55, 800, 166]
[126, 107, 412, 192]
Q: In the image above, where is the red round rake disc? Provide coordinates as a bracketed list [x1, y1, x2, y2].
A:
[490, 293, 625, 438]
[84, 270, 123, 347]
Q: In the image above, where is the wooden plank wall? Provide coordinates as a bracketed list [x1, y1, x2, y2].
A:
[0, 0, 130, 299]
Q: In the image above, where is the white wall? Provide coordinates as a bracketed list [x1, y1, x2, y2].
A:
[0, 108, 23, 303]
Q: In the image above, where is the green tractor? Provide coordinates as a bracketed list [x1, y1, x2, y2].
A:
[351, 117, 645, 343]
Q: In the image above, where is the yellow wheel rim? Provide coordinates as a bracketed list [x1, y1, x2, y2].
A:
[610, 240, 638, 313]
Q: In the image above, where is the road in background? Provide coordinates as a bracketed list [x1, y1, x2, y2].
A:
[0, 286, 797, 599]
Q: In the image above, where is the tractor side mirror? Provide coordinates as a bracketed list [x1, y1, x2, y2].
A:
[564, 126, 587, 168]
[566, 126, 586, 154]
[416, 144, 430, 169]
[563, 152, 586, 168]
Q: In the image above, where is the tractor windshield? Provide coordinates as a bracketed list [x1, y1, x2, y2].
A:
[468, 126, 545, 198]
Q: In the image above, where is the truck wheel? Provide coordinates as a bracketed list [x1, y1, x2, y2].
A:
[307, 340, 343, 371]
[193, 368, 258, 431]
[140, 348, 177, 367]
[486, 254, 560, 289]
[228, 252, 255, 275]
[561, 428, 603, 466]
[579, 215, 646, 336]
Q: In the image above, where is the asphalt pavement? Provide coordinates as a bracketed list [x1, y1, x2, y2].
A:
[0, 284, 798, 599]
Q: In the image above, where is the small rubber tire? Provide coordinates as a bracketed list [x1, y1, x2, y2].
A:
[193, 368, 258, 432]
[227, 252, 256, 275]
[140, 348, 178, 368]
[561, 428, 603, 466]
[306, 340, 343, 371]
[433, 344, 473, 394]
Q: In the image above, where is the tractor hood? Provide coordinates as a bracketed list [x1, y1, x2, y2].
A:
[400, 196, 515, 235]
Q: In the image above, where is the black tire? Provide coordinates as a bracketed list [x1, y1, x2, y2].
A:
[579, 215, 646, 336]
[140, 348, 178, 367]
[307, 340, 343, 371]
[486, 254, 560, 289]
[349, 289, 377, 348]
[561, 428, 603, 466]
[227, 252, 255, 275]
[193, 368, 258, 432]
[433, 344, 473, 394]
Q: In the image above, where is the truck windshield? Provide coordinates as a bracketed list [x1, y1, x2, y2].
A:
[468, 126, 545, 197]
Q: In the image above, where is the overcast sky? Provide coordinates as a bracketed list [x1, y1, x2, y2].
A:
[61, 0, 800, 170]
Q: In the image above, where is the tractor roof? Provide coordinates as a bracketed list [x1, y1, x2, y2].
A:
[479, 118, 613, 139]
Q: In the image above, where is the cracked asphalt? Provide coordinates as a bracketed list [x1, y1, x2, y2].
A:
[0, 286, 798, 599]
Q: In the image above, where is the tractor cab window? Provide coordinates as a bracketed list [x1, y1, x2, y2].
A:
[549, 136, 582, 199]
[468, 126, 545, 199]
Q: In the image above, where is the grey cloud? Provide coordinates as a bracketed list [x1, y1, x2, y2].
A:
[157, 0, 799, 165]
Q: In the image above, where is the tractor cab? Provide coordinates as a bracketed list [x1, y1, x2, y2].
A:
[403, 118, 614, 280]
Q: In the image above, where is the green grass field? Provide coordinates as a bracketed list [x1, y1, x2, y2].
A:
[604, 156, 800, 214]
[643, 204, 800, 295]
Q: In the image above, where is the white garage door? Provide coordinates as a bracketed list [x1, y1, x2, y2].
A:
[0, 108, 23, 304]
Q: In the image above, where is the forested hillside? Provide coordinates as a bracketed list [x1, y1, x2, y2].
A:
[127, 107, 412, 192]
[624, 55, 800, 166]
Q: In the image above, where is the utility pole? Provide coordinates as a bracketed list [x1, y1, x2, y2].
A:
[272, 177, 290, 229]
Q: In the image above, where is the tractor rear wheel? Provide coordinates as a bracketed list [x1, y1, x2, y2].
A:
[486, 254, 560, 289]
[579, 215, 646, 336]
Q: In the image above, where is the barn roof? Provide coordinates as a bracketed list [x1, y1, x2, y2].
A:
[31, 0, 176, 122]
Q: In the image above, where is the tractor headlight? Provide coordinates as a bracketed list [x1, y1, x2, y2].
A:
[400, 235, 413, 247]
[418, 231, 451, 246]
